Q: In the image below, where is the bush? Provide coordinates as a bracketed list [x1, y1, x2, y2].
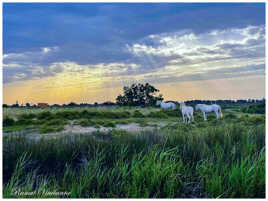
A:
[39, 125, 65, 134]
[161, 109, 181, 117]
[78, 119, 96, 127]
[55, 111, 80, 120]
[147, 111, 168, 118]
[100, 111, 130, 119]
[44, 119, 67, 126]
[18, 113, 36, 120]
[225, 113, 237, 119]
[241, 103, 265, 114]
[80, 110, 130, 119]
[132, 110, 145, 118]
[96, 120, 116, 128]
[247, 116, 265, 125]
[37, 111, 53, 120]
[3, 117, 15, 127]
[16, 119, 34, 126]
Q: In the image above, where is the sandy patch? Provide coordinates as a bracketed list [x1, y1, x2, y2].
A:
[3, 121, 172, 140]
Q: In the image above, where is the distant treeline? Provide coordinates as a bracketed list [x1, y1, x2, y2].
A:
[185, 99, 265, 105]
[3, 99, 265, 108]
[4, 83, 265, 108]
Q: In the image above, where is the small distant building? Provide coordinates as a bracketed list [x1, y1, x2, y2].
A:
[37, 103, 49, 108]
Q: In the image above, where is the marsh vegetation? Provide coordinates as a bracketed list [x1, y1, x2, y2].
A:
[3, 104, 265, 198]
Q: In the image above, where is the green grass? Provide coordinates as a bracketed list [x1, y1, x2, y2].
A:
[197, 147, 265, 198]
[132, 110, 145, 118]
[77, 119, 96, 127]
[3, 125, 34, 133]
[37, 118, 67, 134]
[241, 103, 265, 114]
[3, 118, 265, 198]
[3, 117, 16, 126]
[39, 125, 65, 134]
[95, 120, 116, 128]
[76, 119, 116, 128]
[2, 106, 265, 198]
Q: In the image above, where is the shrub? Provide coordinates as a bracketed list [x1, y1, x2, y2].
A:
[3, 117, 15, 127]
[78, 119, 96, 127]
[39, 125, 65, 134]
[18, 113, 36, 120]
[134, 119, 150, 127]
[100, 111, 130, 119]
[37, 111, 53, 120]
[225, 113, 237, 119]
[55, 111, 80, 120]
[161, 109, 181, 117]
[241, 103, 265, 114]
[132, 110, 145, 118]
[97, 120, 116, 128]
[247, 116, 265, 125]
[115, 119, 132, 124]
[80, 110, 130, 119]
[44, 119, 67, 126]
[80, 110, 91, 118]
[16, 119, 34, 126]
[147, 111, 168, 118]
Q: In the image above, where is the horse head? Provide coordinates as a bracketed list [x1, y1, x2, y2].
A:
[156, 100, 162, 106]
[179, 102, 185, 110]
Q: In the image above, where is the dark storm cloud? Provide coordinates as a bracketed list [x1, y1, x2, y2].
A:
[3, 3, 265, 84]
[4, 3, 265, 55]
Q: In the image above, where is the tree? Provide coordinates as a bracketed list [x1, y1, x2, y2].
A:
[68, 102, 78, 107]
[26, 103, 31, 107]
[116, 83, 163, 106]
[102, 101, 116, 106]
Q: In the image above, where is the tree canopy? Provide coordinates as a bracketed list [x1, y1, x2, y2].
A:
[116, 83, 163, 106]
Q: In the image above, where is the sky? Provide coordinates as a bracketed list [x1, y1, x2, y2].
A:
[3, 3, 265, 105]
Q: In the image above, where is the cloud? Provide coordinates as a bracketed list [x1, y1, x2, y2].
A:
[3, 46, 59, 66]
[124, 25, 265, 74]
[3, 22, 265, 87]
[139, 64, 265, 85]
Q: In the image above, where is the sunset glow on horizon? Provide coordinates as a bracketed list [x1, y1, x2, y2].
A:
[3, 3, 265, 105]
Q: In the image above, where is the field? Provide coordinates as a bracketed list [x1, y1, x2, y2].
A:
[3, 104, 265, 198]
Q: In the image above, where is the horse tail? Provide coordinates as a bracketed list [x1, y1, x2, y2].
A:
[219, 106, 223, 118]
[191, 108, 194, 121]
[191, 114, 194, 121]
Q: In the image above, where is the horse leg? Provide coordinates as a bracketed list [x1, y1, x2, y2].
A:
[187, 114, 190, 123]
[215, 111, 219, 119]
[203, 112, 207, 121]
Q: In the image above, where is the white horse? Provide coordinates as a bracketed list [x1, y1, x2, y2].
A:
[156, 100, 177, 110]
[195, 104, 223, 121]
[179, 102, 194, 123]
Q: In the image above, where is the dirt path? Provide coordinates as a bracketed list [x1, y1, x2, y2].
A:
[3, 122, 174, 140]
